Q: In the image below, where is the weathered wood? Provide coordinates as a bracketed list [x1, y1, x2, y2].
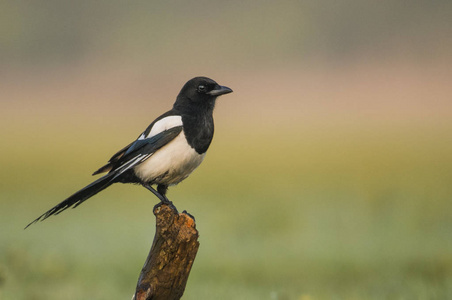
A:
[133, 203, 200, 300]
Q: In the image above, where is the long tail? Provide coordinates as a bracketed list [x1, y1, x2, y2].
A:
[25, 173, 116, 229]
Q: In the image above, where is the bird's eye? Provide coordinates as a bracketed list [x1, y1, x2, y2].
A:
[197, 85, 206, 93]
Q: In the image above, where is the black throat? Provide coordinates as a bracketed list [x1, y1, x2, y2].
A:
[174, 98, 216, 154]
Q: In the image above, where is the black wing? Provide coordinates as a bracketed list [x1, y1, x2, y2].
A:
[25, 126, 183, 228]
[107, 126, 183, 179]
[92, 141, 134, 175]
[93, 110, 180, 175]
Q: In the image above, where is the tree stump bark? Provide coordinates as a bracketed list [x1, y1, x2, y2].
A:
[133, 203, 200, 300]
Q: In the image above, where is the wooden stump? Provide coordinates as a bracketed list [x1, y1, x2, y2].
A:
[133, 203, 200, 300]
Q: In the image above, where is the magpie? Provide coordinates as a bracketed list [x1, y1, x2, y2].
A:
[26, 77, 232, 228]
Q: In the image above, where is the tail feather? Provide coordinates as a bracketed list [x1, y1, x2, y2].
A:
[25, 173, 116, 229]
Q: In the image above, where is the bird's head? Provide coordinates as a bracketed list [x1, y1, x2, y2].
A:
[175, 77, 233, 110]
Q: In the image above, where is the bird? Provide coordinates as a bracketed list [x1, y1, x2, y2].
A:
[25, 76, 232, 228]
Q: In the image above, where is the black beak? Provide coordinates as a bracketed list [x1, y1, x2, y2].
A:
[207, 85, 233, 96]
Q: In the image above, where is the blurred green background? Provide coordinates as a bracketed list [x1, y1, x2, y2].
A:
[1, 1, 452, 299]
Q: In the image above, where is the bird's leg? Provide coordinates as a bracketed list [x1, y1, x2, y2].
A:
[143, 183, 168, 203]
[157, 184, 178, 212]
[157, 184, 170, 203]
[143, 183, 174, 207]
[143, 183, 177, 212]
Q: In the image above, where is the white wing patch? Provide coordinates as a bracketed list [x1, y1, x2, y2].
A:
[145, 115, 183, 139]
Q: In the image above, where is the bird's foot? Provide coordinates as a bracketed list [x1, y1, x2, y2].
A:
[160, 194, 172, 205]
[161, 197, 178, 213]
[143, 184, 178, 212]
[153, 198, 178, 214]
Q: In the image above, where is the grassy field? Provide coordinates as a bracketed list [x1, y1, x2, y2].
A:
[1, 114, 452, 299]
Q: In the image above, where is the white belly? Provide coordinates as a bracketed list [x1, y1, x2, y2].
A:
[133, 132, 205, 185]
